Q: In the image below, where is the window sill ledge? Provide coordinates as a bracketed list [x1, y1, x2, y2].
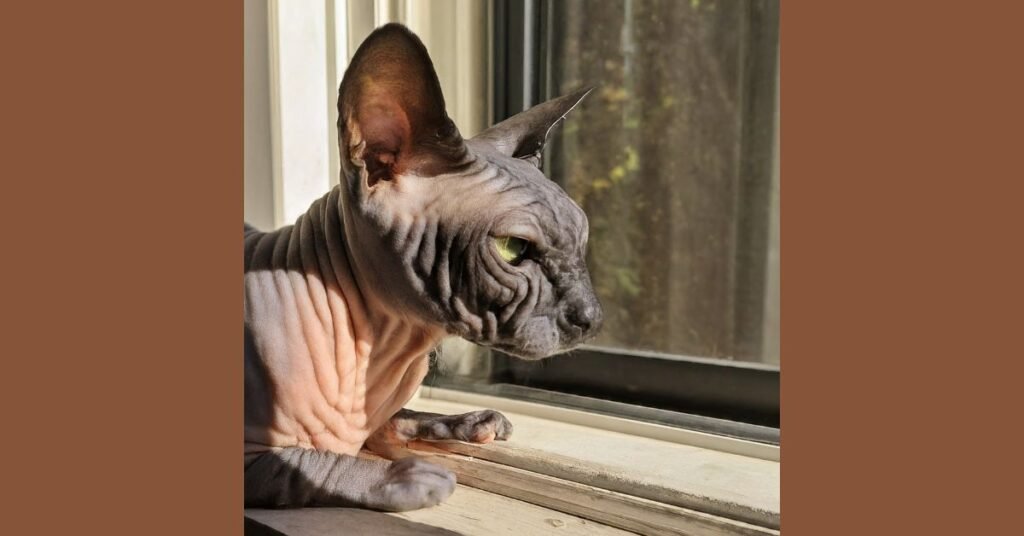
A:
[406, 391, 779, 535]
[244, 389, 779, 536]
[245, 484, 635, 536]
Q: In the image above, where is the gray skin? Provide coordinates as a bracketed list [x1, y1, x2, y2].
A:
[244, 23, 601, 511]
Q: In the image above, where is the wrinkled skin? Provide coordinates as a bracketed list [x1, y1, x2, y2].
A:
[341, 133, 600, 360]
[244, 23, 602, 511]
[336, 44, 602, 360]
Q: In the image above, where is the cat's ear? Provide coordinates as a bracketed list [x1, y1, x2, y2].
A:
[472, 87, 593, 168]
[337, 23, 466, 186]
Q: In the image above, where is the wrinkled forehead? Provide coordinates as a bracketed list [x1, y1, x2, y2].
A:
[466, 140, 589, 252]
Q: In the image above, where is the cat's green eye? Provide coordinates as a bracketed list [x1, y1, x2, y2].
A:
[493, 236, 530, 264]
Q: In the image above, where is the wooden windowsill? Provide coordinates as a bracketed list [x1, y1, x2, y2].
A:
[245, 390, 779, 535]
[246, 484, 635, 536]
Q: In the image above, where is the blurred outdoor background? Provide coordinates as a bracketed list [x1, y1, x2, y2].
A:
[544, 0, 779, 364]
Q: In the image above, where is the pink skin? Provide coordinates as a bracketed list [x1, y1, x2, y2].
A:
[243, 262, 445, 459]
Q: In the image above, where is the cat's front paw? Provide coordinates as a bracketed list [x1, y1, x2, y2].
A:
[384, 408, 515, 446]
[443, 409, 513, 443]
[366, 457, 456, 512]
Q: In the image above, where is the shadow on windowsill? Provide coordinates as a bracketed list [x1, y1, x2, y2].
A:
[245, 507, 462, 536]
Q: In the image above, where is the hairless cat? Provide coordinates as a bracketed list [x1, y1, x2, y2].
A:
[244, 23, 602, 511]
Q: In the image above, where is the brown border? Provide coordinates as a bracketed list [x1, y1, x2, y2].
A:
[783, 1, 1023, 534]
[4, 1, 240, 534]
[6, 1, 1023, 534]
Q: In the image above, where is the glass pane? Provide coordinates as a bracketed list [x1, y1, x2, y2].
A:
[544, 0, 779, 364]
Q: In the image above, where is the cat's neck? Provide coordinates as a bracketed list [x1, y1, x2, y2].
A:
[246, 186, 443, 342]
[304, 188, 447, 438]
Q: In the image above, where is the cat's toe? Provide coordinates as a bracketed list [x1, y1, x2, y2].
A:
[368, 457, 456, 512]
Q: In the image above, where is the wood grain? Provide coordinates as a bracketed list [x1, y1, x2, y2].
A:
[403, 442, 779, 536]
[409, 396, 780, 528]
[245, 484, 637, 536]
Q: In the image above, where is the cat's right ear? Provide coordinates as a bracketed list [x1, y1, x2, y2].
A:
[337, 24, 467, 187]
[472, 87, 593, 169]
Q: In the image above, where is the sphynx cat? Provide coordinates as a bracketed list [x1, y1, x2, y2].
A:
[244, 23, 601, 511]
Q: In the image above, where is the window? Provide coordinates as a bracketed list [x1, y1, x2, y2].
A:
[429, 0, 780, 434]
[245, 0, 780, 435]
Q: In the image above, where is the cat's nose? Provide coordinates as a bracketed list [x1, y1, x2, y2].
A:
[567, 299, 603, 335]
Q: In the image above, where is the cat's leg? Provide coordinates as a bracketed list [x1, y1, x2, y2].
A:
[244, 447, 455, 511]
[368, 408, 513, 453]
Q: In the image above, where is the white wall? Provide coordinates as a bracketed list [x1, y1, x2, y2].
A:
[244, 0, 275, 230]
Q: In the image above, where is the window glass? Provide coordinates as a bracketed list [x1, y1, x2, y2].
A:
[543, 0, 779, 364]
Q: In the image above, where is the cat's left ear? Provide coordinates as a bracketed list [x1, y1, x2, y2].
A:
[472, 87, 593, 168]
[337, 23, 467, 186]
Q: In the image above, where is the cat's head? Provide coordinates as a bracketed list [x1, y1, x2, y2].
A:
[336, 24, 601, 359]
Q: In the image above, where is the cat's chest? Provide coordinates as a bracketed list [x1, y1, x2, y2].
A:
[244, 269, 435, 456]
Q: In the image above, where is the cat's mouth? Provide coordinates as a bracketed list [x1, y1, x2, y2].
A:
[481, 318, 597, 361]
[489, 339, 588, 360]
[488, 341, 560, 360]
